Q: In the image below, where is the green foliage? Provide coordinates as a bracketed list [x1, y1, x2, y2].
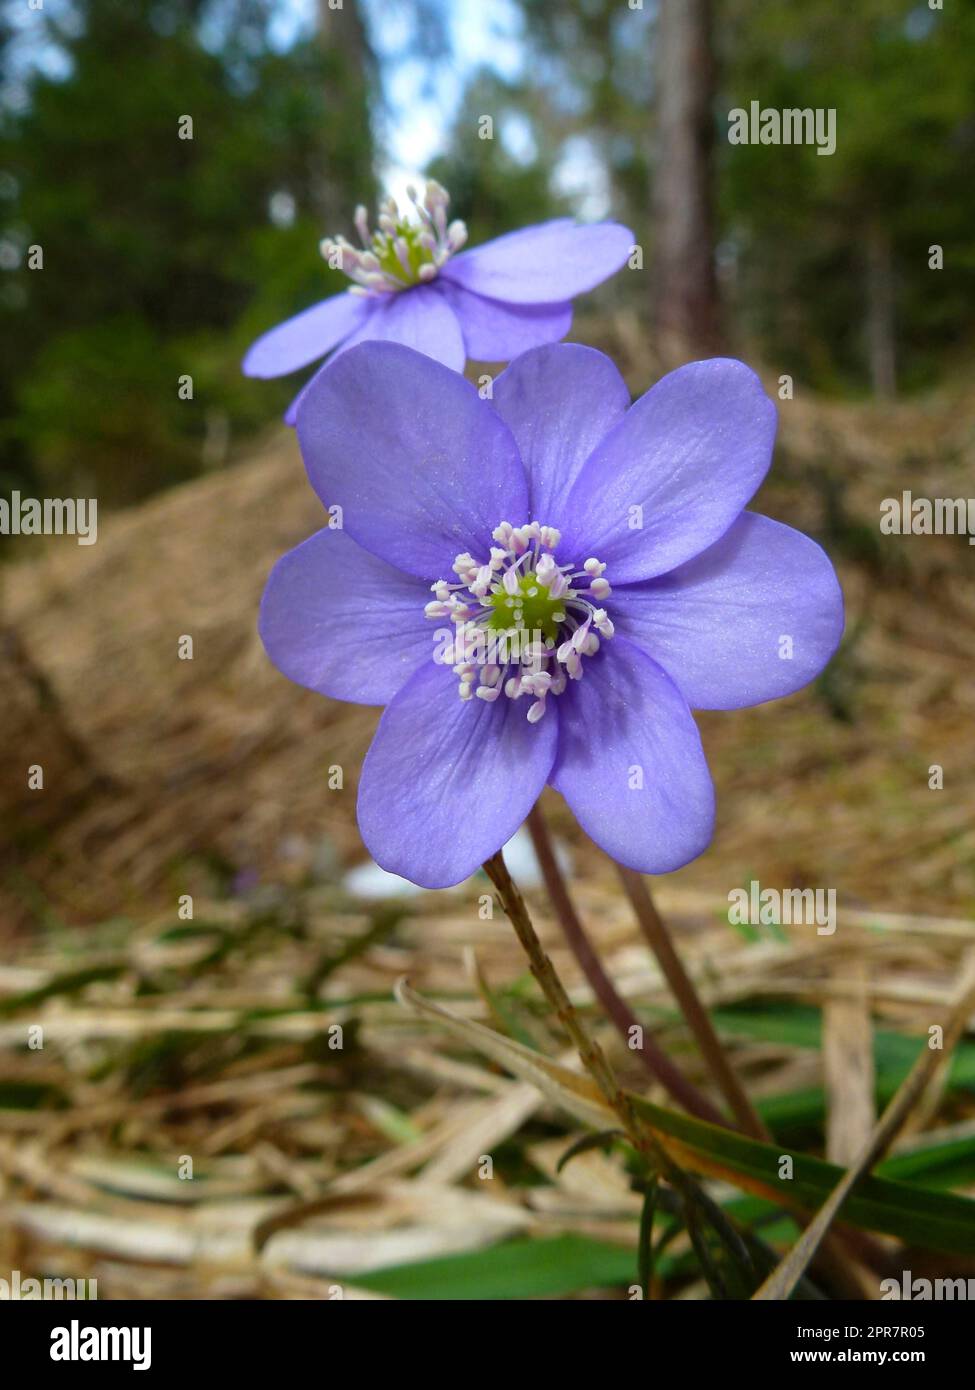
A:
[437, 0, 975, 392]
[719, 0, 975, 391]
[3, 0, 971, 515]
[0, 0, 374, 503]
[346, 1232, 640, 1300]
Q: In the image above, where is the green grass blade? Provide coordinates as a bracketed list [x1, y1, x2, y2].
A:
[346, 1234, 638, 1300]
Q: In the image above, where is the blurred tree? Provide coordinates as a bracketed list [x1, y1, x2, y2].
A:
[0, 0, 375, 505]
[439, 0, 974, 393]
[517, 0, 653, 225]
[317, 0, 374, 216]
[654, 0, 720, 360]
[427, 71, 566, 247]
[719, 0, 975, 394]
[425, 0, 646, 309]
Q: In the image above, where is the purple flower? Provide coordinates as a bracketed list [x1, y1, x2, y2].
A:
[259, 341, 844, 890]
[242, 180, 633, 423]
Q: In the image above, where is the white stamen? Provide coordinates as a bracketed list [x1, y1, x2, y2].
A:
[535, 553, 557, 585]
[424, 526, 615, 722]
[323, 180, 465, 296]
[570, 620, 592, 653]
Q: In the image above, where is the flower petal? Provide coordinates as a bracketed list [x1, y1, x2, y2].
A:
[330, 283, 466, 371]
[560, 358, 778, 583]
[357, 660, 558, 888]
[551, 638, 715, 873]
[610, 513, 844, 710]
[280, 287, 466, 427]
[242, 292, 372, 378]
[437, 279, 572, 360]
[441, 219, 634, 304]
[258, 527, 433, 705]
[490, 344, 631, 529]
[283, 382, 308, 428]
[296, 341, 529, 580]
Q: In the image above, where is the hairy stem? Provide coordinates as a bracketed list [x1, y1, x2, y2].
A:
[483, 848, 661, 1168]
[485, 843, 875, 1298]
[615, 864, 771, 1143]
[526, 805, 727, 1127]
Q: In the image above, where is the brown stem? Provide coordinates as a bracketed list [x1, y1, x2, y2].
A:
[616, 864, 771, 1144]
[483, 848, 662, 1170]
[526, 805, 727, 1128]
[614, 863, 881, 1293]
[486, 845, 876, 1298]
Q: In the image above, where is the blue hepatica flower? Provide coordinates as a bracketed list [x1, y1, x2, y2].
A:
[259, 341, 844, 890]
[243, 180, 633, 422]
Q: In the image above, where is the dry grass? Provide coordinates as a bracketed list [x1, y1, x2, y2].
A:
[1, 871, 973, 1299]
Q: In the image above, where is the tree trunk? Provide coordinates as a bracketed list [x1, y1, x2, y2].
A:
[315, 0, 375, 221]
[866, 221, 896, 400]
[317, 0, 371, 70]
[653, 0, 721, 364]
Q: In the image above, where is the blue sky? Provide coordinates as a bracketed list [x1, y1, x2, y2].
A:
[272, 0, 526, 203]
[4, 0, 606, 215]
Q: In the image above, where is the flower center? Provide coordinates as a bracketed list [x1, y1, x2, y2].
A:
[488, 571, 564, 643]
[425, 522, 614, 724]
[320, 180, 467, 296]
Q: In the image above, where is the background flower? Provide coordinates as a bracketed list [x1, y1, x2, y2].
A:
[260, 341, 844, 889]
[243, 183, 634, 423]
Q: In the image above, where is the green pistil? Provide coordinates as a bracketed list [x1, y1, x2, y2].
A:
[488, 573, 563, 643]
[373, 222, 435, 285]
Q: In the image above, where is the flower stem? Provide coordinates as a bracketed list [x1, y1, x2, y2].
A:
[483, 848, 661, 1169]
[484, 845, 875, 1297]
[525, 805, 727, 1128]
[615, 864, 772, 1144]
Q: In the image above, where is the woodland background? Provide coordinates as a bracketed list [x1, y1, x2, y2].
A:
[1, 0, 973, 506]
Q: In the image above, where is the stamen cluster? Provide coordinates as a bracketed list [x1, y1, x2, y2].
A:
[425, 522, 614, 723]
[320, 181, 468, 296]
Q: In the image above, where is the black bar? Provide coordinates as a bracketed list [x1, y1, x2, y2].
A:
[1, 1297, 969, 1374]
